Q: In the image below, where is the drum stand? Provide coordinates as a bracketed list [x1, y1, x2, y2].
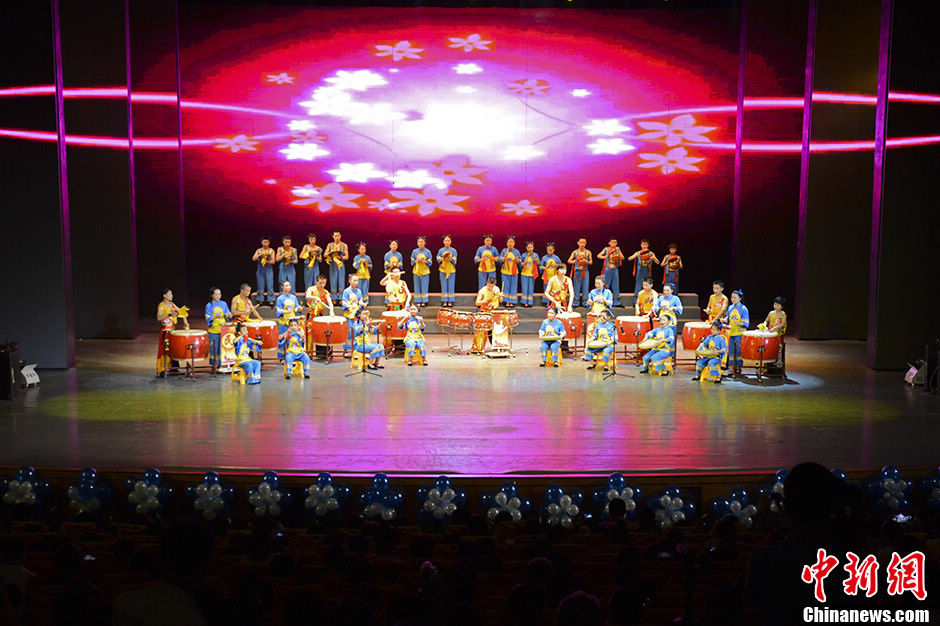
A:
[603, 357, 634, 381]
[346, 329, 383, 379]
[184, 343, 200, 380]
[751, 339, 787, 384]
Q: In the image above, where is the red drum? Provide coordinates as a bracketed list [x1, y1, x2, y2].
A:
[616, 316, 652, 344]
[741, 330, 782, 363]
[437, 308, 454, 328]
[451, 310, 474, 329]
[473, 312, 494, 331]
[682, 322, 712, 351]
[555, 312, 583, 339]
[244, 320, 278, 349]
[382, 311, 409, 340]
[492, 309, 519, 328]
[310, 315, 347, 346]
[168, 329, 208, 360]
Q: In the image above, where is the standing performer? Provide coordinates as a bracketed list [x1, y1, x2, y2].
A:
[692, 321, 727, 383]
[352, 243, 373, 306]
[635, 276, 658, 317]
[233, 323, 262, 384]
[652, 283, 683, 324]
[410, 236, 433, 306]
[539, 243, 562, 304]
[597, 239, 624, 307]
[252, 237, 276, 307]
[342, 275, 363, 351]
[437, 235, 458, 307]
[499, 236, 521, 307]
[231, 283, 262, 322]
[474, 235, 498, 289]
[567, 238, 592, 307]
[519, 242, 540, 308]
[204, 287, 232, 369]
[758, 296, 788, 335]
[721, 289, 750, 376]
[156, 288, 189, 376]
[544, 265, 574, 313]
[325, 231, 349, 302]
[280, 318, 311, 379]
[398, 304, 428, 366]
[538, 307, 565, 367]
[584, 310, 617, 371]
[300, 233, 323, 291]
[639, 313, 676, 375]
[704, 280, 729, 322]
[587, 276, 613, 318]
[661, 243, 683, 292]
[276, 235, 298, 293]
[380, 268, 411, 311]
[384, 240, 404, 305]
[628, 239, 659, 297]
[275, 280, 301, 361]
[352, 309, 385, 369]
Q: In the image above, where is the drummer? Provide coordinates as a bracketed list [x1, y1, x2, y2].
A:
[587, 276, 613, 318]
[584, 310, 617, 372]
[397, 304, 428, 366]
[305, 274, 334, 357]
[639, 312, 676, 375]
[156, 288, 189, 376]
[538, 307, 565, 367]
[720, 289, 750, 376]
[635, 276, 658, 317]
[342, 275, 363, 351]
[280, 317, 311, 379]
[476, 276, 502, 311]
[437, 235, 458, 308]
[519, 241, 540, 308]
[233, 322, 262, 384]
[498, 236, 521, 308]
[474, 234, 498, 289]
[539, 242, 562, 304]
[204, 287, 232, 369]
[758, 296, 787, 335]
[352, 309, 385, 369]
[692, 321, 726, 383]
[231, 283, 262, 322]
[276, 280, 301, 361]
[704, 280, 729, 322]
[411, 236, 433, 307]
[380, 268, 411, 311]
[544, 265, 574, 313]
[652, 283, 683, 324]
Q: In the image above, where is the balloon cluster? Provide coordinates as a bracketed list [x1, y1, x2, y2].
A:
[710, 487, 758, 527]
[541, 484, 583, 529]
[482, 482, 531, 522]
[920, 467, 940, 513]
[360, 473, 403, 522]
[592, 473, 641, 520]
[1, 466, 50, 509]
[759, 469, 788, 514]
[648, 486, 696, 529]
[304, 473, 351, 518]
[67, 468, 112, 516]
[417, 476, 466, 522]
[248, 471, 291, 518]
[125, 468, 174, 516]
[866, 465, 911, 516]
[186, 471, 235, 521]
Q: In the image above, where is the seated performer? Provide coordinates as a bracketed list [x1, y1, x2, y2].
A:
[652, 283, 683, 324]
[342, 275, 363, 351]
[519, 242, 540, 308]
[597, 239, 624, 307]
[639, 313, 676, 375]
[692, 321, 727, 383]
[567, 238, 592, 308]
[352, 309, 385, 369]
[538, 307, 565, 367]
[411, 236, 433, 306]
[156, 288, 189, 376]
[397, 304, 428, 366]
[231, 283, 262, 322]
[704, 280, 728, 322]
[720, 289, 750, 376]
[205, 287, 232, 369]
[475, 235, 498, 289]
[584, 310, 617, 372]
[660, 243, 683, 292]
[628, 238, 659, 297]
[300, 233, 322, 291]
[544, 265, 574, 312]
[758, 296, 788, 335]
[539, 242, 561, 305]
[437, 235, 457, 307]
[476, 276, 502, 311]
[380, 268, 411, 311]
[276, 235, 298, 293]
[635, 276, 658, 317]
[499, 236, 521, 307]
[587, 276, 613, 318]
[233, 323, 262, 384]
[352, 243, 372, 306]
[280, 317, 311, 379]
[275, 280, 301, 361]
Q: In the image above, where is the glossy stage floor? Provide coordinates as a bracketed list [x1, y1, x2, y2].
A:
[0, 333, 936, 476]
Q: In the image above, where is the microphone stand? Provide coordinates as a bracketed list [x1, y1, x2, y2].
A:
[346, 319, 382, 378]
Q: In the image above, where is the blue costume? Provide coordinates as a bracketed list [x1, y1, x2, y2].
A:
[570, 249, 591, 307]
[352, 253, 372, 305]
[726, 302, 750, 369]
[632, 250, 655, 296]
[204, 299, 231, 367]
[255, 248, 275, 304]
[301, 245, 321, 290]
[280, 329, 311, 378]
[539, 318, 565, 364]
[640, 325, 675, 374]
[586, 287, 613, 318]
[325, 242, 347, 301]
[539, 253, 562, 304]
[383, 250, 404, 304]
[275, 292, 300, 360]
[352, 320, 385, 360]
[475, 244, 499, 289]
[411, 247, 433, 304]
[499, 247, 521, 305]
[695, 333, 727, 380]
[400, 315, 427, 361]
[341, 285, 363, 350]
[601, 247, 623, 306]
[520, 251, 540, 306]
[584, 319, 618, 366]
[234, 336, 261, 384]
[437, 246, 458, 304]
[278, 247, 297, 293]
[652, 293, 683, 323]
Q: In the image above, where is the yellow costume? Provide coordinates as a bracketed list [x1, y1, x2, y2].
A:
[546, 275, 570, 309]
[758, 310, 787, 335]
[636, 288, 658, 315]
[706, 293, 728, 322]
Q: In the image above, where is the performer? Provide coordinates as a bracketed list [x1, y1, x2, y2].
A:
[544, 265, 574, 312]
[280, 318, 311, 379]
[474, 235, 498, 289]
[692, 321, 727, 383]
[661, 243, 683, 291]
[584, 310, 617, 372]
[352, 309, 385, 369]
[410, 236, 433, 306]
[476, 276, 502, 311]
[652, 283, 683, 324]
[758, 296, 788, 335]
[628, 239, 659, 297]
[251, 237, 276, 307]
[567, 238, 592, 307]
[380, 268, 411, 311]
[499, 236, 521, 307]
[384, 240, 403, 274]
[231, 283, 262, 322]
[539, 243, 562, 305]
[704, 280, 729, 322]
[305, 274, 335, 357]
[597, 239, 624, 307]
[538, 307, 565, 367]
[324, 231, 349, 302]
[639, 313, 676, 375]
[397, 304, 428, 366]
[204, 287, 232, 369]
[342, 275, 363, 351]
[519, 242, 540, 308]
[721, 289, 750, 376]
[233, 323, 262, 384]
[275, 281, 301, 361]
[156, 288, 189, 376]
[587, 276, 613, 318]
[352, 243, 373, 306]
[635, 276, 658, 317]
[437, 235, 458, 307]
[276, 235, 298, 293]
[300, 233, 323, 291]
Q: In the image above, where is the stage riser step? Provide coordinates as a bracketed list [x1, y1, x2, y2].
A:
[262, 292, 702, 307]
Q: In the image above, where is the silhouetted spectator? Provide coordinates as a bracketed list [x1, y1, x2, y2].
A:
[556, 590, 600, 626]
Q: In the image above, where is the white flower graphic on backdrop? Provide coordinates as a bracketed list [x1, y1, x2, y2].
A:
[638, 147, 704, 174]
[448, 33, 492, 52]
[298, 87, 356, 117]
[324, 69, 388, 91]
[430, 156, 484, 186]
[368, 199, 400, 212]
[570, 89, 592, 98]
[327, 162, 389, 183]
[586, 182, 646, 207]
[374, 41, 424, 61]
[389, 186, 470, 216]
[290, 183, 362, 212]
[501, 200, 540, 216]
[588, 138, 635, 155]
[507, 78, 549, 96]
[214, 135, 259, 153]
[453, 63, 483, 75]
[346, 102, 405, 126]
[279, 143, 330, 161]
[387, 169, 447, 189]
[287, 120, 316, 132]
[582, 119, 630, 136]
[636, 114, 717, 147]
[502, 145, 545, 161]
[265, 73, 294, 85]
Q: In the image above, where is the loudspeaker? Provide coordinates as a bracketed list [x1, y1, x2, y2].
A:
[0, 342, 24, 400]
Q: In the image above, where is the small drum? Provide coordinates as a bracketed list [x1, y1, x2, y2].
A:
[168, 329, 208, 360]
[682, 321, 712, 351]
[437, 308, 454, 328]
[382, 311, 409, 340]
[244, 320, 278, 349]
[452, 310, 474, 329]
[741, 330, 782, 363]
[587, 340, 611, 350]
[310, 315, 347, 346]
[491, 309, 519, 328]
[616, 316, 652, 344]
[555, 312, 583, 339]
[473, 312, 494, 331]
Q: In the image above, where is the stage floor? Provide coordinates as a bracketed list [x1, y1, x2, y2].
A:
[0, 334, 936, 476]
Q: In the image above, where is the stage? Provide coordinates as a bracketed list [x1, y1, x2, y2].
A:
[0, 334, 935, 476]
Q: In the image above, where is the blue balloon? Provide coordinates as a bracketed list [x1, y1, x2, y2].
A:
[316, 473, 332, 487]
[608, 473, 626, 490]
[569, 490, 584, 505]
[261, 471, 279, 487]
[881, 465, 900, 479]
[545, 485, 564, 503]
[16, 466, 36, 482]
[711, 498, 729, 515]
[500, 482, 517, 498]
[79, 468, 98, 485]
[729, 488, 748, 505]
[143, 468, 161, 484]
[831, 468, 847, 482]
[774, 469, 788, 483]
[203, 471, 221, 485]
[664, 485, 681, 498]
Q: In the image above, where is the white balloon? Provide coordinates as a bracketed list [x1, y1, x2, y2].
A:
[566, 505, 579, 517]
[672, 511, 686, 522]
[654, 509, 666, 521]
[322, 485, 334, 497]
[510, 509, 522, 522]
[772, 482, 784, 494]
[209, 484, 222, 497]
[671, 498, 683, 510]
[442, 489, 455, 501]
[883, 479, 896, 491]
[494, 492, 508, 506]
[729, 501, 742, 514]
[307, 485, 320, 496]
[508, 497, 521, 510]
[547, 503, 561, 516]
[487, 507, 499, 520]
[381, 508, 396, 521]
[249, 493, 262, 506]
[559, 495, 571, 508]
[607, 489, 619, 500]
[254, 505, 265, 516]
[624, 499, 636, 511]
[896, 480, 907, 491]
[147, 485, 160, 497]
[315, 503, 328, 516]
[744, 505, 757, 516]
[622, 488, 634, 499]
[196, 485, 208, 497]
[887, 496, 899, 509]
[561, 516, 573, 529]
[442, 503, 456, 515]
[424, 501, 435, 512]
[660, 495, 671, 509]
[327, 498, 338, 510]
[427, 489, 441, 502]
